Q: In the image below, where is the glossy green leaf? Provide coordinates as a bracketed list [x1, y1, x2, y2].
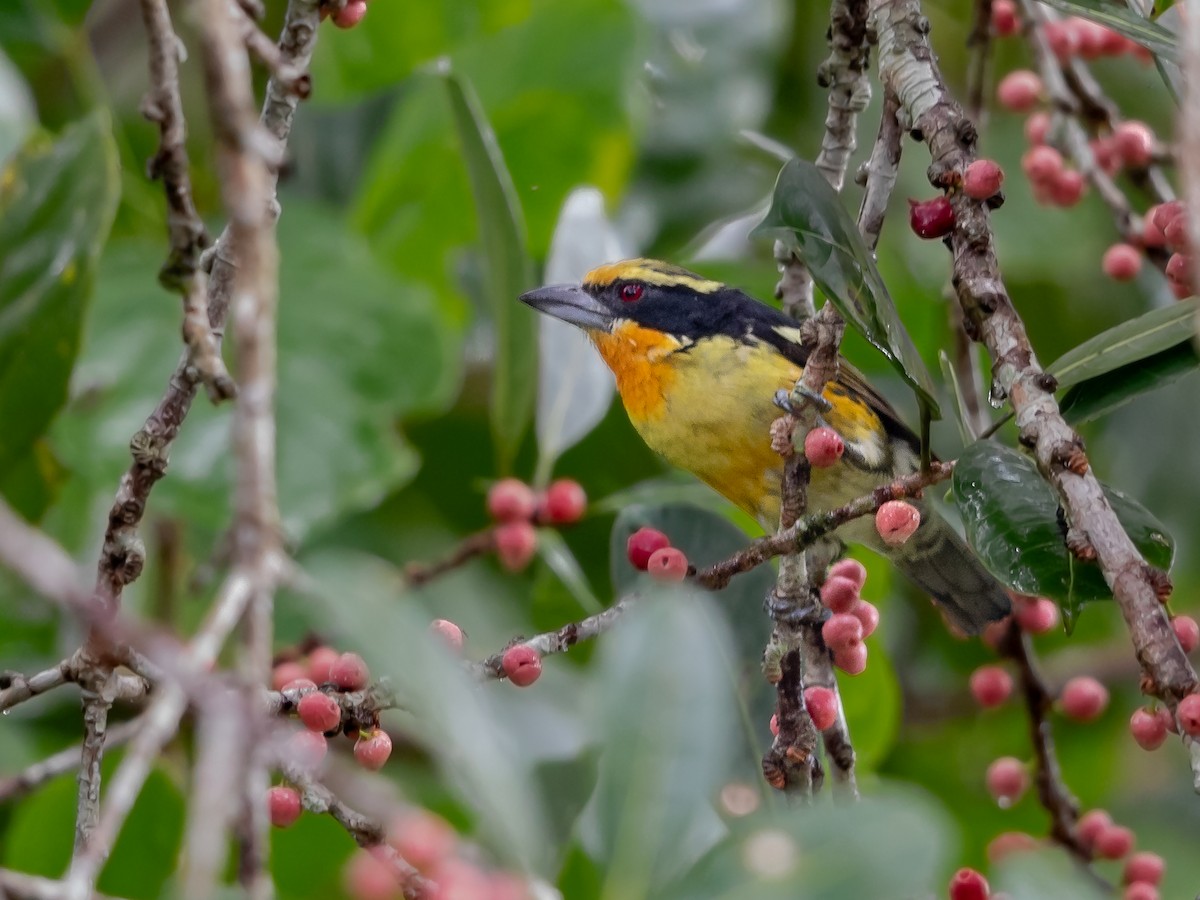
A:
[0, 111, 117, 503]
[953, 441, 1173, 626]
[0, 438, 66, 522]
[1036, 0, 1178, 61]
[752, 157, 941, 417]
[442, 66, 536, 471]
[1060, 340, 1199, 423]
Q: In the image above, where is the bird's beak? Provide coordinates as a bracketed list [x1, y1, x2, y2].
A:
[519, 283, 614, 332]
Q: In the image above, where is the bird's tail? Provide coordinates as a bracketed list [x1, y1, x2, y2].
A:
[888, 509, 1011, 634]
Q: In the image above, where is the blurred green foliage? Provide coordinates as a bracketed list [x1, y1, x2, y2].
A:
[1, 0, 1199, 897]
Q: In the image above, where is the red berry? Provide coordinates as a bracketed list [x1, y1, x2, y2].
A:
[1095, 824, 1135, 860]
[1124, 883, 1160, 900]
[307, 646, 339, 684]
[1166, 252, 1192, 285]
[1172, 615, 1199, 653]
[833, 642, 868, 675]
[268, 785, 302, 828]
[389, 812, 457, 873]
[1060, 676, 1109, 722]
[332, 0, 367, 28]
[769, 713, 779, 736]
[1179, 693, 1200, 736]
[822, 613, 864, 651]
[997, 70, 1043, 111]
[487, 478, 537, 522]
[430, 619, 465, 652]
[850, 599, 880, 638]
[331, 652, 370, 691]
[1022, 145, 1063, 185]
[272, 661, 308, 691]
[820, 575, 860, 613]
[427, 860, 491, 899]
[1050, 169, 1086, 207]
[1124, 851, 1165, 886]
[875, 500, 920, 545]
[804, 686, 838, 731]
[1143, 209, 1169, 248]
[646, 547, 689, 582]
[963, 159, 1005, 199]
[1073, 18, 1109, 59]
[1102, 244, 1142, 282]
[986, 756, 1028, 804]
[627, 527, 670, 571]
[288, 730, 328, 772]
[1169, 277, 1193, 301]
[495, 520, 538, 571]
[987, 831, 1038, 863]
[828, 558, 867, 590]
[1151, 200, 1185, 234]
[298, 691, 342, 733]
[1130, 707, 1168, 751]
[991, 0, 1018, 37]
[1043, 21, 1080, 60]
[354, 730, 393, 771]
[1024, 111, 1052, 146]
[1165, 215, 1190, 249]
[1091, 137, 1121, 176]
[539, 479, 587, 524]
[343, 848, 401, 900]
[1114, 121, 1155, 168]
[1015, 597, 1059, 634]
[1155, 705, 1178, 734]
[908, 197, 956, 239]
[502, 645, 542, 687]
[970, 665, 1014, 709]
[949, 867, 990, 900]
[1077, 809, 1113, 850]
[803, 427, 845, 467]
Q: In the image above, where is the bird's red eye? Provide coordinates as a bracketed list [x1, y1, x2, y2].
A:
[620, 283, 643, 302]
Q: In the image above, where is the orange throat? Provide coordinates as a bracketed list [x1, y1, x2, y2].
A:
[587, 321, 682, 421]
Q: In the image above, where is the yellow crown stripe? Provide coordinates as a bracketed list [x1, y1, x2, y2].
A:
[584, 258, 724, 294]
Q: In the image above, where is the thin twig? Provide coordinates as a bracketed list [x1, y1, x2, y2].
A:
[856, 88, 903, 253]
[0, 661, 71, 713]
[403, 530, 496, 587]
[0, 719, 145, 804]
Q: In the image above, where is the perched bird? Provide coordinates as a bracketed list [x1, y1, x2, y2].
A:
[520, 258, 1011, 633]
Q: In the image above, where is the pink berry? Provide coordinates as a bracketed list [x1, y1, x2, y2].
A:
[822, 613, 864, 651]
[1130, 707, 1168, 751]
[502, 645, 542, 687]
[389, 812, 457, 873]
[803, 427, 845, 467]
[1060, 676, 1109, 722]
[427, 860, 491, 899]
[495, 520, 538, 571]
[1155, 705, 1178, 735]
[1166, 252, 1193, 285]
[849, 599, 880, 638]
[282, 677, 318, 694]
[1169, 277, 1193, 301]
[287, 730, 328, 771]
[997, 70, 1043, 112]
[1114, 121, 1155, 168]
[539, 479, 587, 524]
[875, 500, 920, 545]
[646, 547, 689, 582]
[1091, 137, 1121, 176]
[354, 730, 393, 771]
[1143, 210, 1169, 248]
[1021, 145, 1063, 185]
[332, 0, 367, 28]
[272, 661, 308, 691]
[963, 159, 1005, 199]
[1172, 615, 1199, 653]
[987, 831, 1038, 863]
[487, 478, 537, 522]
[627, 527, 670, 570]
[834, 642, 868, 675]
[307, 646, 340, 684]
[268, 785, 302, 828]
[1043, 21, 1080, 60]
[1151, 200, 1184, 234]
[1024, 111, 1051, 146]
[343, 846, 402, 900]
[1102, 244, 1142, 282]
[804, 686, 838, 731]
[1124, 852, 1165, 886]
[1073, 18, 1110, 59]
[430, 619, 465, 652]
[991, 0, 1018, 37]
[820, 575, 860, 613]
[298, 691, 342, 734]
[1015, 597, 1059, 634]
[1077, 809, 1113, 850]
[828, 558, 867, 590]
[970, 665, 1014, 709]
[1124, 883, 1160, 900]
[331, 652, 370, 691]
[986, 756, 1028, 804]
[1050, 169, 1086, 207]
[1095, 824, 1135, 860]
[908, 197, 956, 239]
[949, 867, 990, 900]
[1179, 694, 1200, 736]
[1165, 215, 1190, 249]
[769, 713, 779, 736]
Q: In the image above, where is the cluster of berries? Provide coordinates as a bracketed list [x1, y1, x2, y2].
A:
[625, 526, 690, 582]
[818, 558, 878, 675]
[991, 1, 1152, 61]
[905, 159, 1007, 242]
[342, 809, 533, 900]
[430, 614, 544, 689]
[487, 477, 587, 571]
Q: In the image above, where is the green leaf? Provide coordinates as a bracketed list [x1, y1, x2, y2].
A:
[0, 48, 34, 162]
[952, 442, 1174, 627]
[537, 528, 604, 617]
[838, 642, 901, 772]
[0, 438, 67, 522]
[1036, 0, 1179, 61]
[441, 66, 536, 472]
[938, 350, 978, 445]
[1060, 340, 1199, 423]
[752, 157, 941, 417]
[0, 111, 118, 507]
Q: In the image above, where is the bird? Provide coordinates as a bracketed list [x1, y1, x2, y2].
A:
[519, 257, 1011, 634]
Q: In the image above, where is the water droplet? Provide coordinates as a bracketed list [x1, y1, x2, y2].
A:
[988, 380, 1008, 409]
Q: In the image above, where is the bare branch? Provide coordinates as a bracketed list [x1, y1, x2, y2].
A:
[0, 661, 71, 713]
[0, 719, 144, 804]
[0, 869, 126, 900]
[403, 530, 496, 588]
